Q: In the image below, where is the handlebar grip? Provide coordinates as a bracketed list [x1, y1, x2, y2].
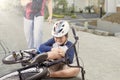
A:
[71, 27, 79, 40]
[71, 27, 76, 37]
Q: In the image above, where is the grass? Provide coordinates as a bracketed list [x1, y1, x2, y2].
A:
[53, 14, 65, 18]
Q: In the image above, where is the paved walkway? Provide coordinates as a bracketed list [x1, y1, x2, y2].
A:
[0, 10, 120, 80]
[76, 31, 120, 80]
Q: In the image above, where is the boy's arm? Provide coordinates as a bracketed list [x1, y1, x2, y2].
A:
[38, 38, 55, 53]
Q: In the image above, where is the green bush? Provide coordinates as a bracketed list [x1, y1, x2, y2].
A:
[53, 14, 64, 18]
[71, 14, 76, 18]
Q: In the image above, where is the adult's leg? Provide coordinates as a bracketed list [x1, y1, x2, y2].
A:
[34, 16, 44, 49]
[24, 17, 34, 48]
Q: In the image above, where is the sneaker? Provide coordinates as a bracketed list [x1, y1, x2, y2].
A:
[31, 53, 48, 64]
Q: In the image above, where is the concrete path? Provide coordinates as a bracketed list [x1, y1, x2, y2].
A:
[0, 10, 120, 80]
[76, 31, 120, 80]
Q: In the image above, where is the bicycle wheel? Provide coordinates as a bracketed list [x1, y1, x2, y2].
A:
[0, 67, 48, 80]
[2, 51, 32, 64]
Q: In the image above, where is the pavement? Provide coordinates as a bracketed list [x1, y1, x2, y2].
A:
[0, 10, 120, 80]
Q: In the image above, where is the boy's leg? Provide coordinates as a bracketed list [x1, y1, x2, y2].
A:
[24, 17, 34, 48]
[49, 66, 80, 78]
[34, 16, 44, 49]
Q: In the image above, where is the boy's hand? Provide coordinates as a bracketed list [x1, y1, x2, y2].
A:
[51, 48, 65, 57]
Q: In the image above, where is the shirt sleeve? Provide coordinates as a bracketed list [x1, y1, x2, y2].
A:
[38, 38, 55, 53]
[66, 41, 75, 64]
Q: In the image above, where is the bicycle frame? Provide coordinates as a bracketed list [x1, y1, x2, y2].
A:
[18, 27, 85, 80]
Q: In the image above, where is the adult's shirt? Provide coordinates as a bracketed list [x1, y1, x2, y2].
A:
[25, 0, 46, 19]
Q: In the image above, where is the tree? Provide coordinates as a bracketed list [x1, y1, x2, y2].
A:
[57, 0, 67, 12]
[53, 0, 68, 13]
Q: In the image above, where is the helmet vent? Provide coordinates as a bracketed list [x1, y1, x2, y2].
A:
[58, 29, 63, 33]
[62, 24, 64, 27]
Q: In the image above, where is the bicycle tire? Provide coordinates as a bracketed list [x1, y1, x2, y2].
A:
[2, 51, 32, 64]
[0, 67, 48, 80]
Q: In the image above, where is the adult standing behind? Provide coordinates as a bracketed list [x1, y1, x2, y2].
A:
[20, 0, 52, 49]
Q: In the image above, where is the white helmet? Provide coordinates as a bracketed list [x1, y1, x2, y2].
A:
[52, 20, 70, 37]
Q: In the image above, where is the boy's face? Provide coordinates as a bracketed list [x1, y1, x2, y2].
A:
[54, 35, 67, 45]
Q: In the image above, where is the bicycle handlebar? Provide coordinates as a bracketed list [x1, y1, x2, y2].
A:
[66, 27, 85, 80]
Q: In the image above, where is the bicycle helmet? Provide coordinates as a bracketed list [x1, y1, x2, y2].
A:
[52, 20, 70, 37]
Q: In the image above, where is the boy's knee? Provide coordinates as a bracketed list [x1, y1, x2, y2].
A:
[72, 68, 80, 77]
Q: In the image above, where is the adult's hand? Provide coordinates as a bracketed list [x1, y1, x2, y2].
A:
[47, 16, 52, 24]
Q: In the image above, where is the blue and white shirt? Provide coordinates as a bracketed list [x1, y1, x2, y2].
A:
[38, 38, 75, 64]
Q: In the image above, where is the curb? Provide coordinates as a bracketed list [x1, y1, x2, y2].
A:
[70, 23, 115, 36]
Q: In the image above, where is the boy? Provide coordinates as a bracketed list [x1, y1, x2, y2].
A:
[32, 20, 80, 78]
